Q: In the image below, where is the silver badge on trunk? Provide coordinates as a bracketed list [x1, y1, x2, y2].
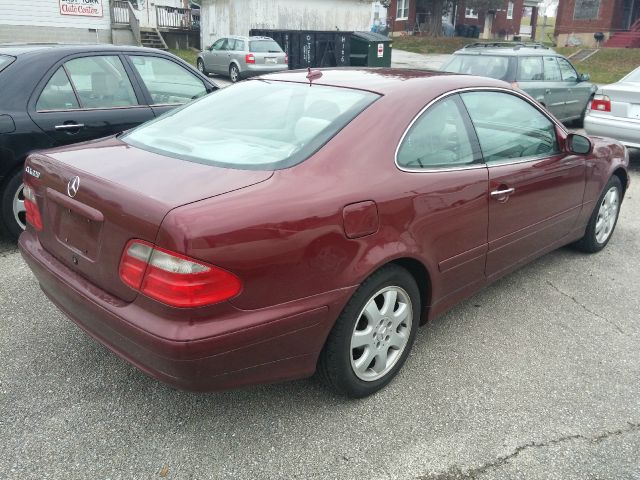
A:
[67, 176, 80, 198]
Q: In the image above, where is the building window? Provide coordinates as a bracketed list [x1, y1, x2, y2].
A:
[573, 0, 600, 20]
[397, 0, 409, 20]
[465, 8, 478, 18]
[506, 2, 514, 19]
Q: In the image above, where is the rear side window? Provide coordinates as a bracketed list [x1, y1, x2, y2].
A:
[543, 56, 562, 81]
[122, 81, 378, 170]
[397, 95, 479, 169]
[517, 57, 543, 81]
[250, 40, 282, 53]
[235, 40, 246, 51]
[0, 55, 14, 73]
[129, 55, 207, 105]
[65, 55, 139, 108]
[36, 67, 79, 111]
[442, 55, 510, 81]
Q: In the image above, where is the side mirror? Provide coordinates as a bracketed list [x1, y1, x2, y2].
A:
[579, 73, 590, 82]
[567, 133, 592, 155]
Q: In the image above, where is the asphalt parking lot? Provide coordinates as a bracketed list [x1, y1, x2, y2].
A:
[1, 150, 639, 480]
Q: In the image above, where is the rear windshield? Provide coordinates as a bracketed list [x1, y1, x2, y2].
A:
[442, 54, 510, 81]
[0, 55, 15, 73]
[250, 40, 282, 53]
[122, 80, 379, 170]
[623, 68, 640, 82]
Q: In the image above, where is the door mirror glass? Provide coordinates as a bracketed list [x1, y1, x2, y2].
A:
[567, 133, 592, 154]
[579, 73, 590, 82]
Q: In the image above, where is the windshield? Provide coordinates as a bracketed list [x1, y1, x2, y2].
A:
[623, 67, 640, 82]
[442, 55, 510, 80]
[250, 40, 282, 53]
[0, 55, 15, 73]
[123, 80, 379, 170]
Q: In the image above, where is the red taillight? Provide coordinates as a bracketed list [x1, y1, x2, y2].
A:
[23, 184, 42, 231]
[590, 95, 611, 112]
[119, 240, 242, 308]
[245, 53, 255, 64]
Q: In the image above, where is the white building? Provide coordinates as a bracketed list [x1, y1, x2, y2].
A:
[199, 0, 383, 47]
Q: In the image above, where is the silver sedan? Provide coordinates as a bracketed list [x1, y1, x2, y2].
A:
[585, 67, 640, 149]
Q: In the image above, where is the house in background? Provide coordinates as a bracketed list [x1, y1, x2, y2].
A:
[0, 0, 200, 49]
[554, 0, 640, 47]
[388, 0, 536, 40]
[198, 0, 382, 48]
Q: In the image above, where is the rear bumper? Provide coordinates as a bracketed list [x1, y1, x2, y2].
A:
[242, 64, 289, 77]
[19, 230, 355, 391]
[584, 113, 640, 149]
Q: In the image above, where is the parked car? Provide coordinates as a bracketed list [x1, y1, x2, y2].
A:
[19, 69, 628, 398]
[584, 66, 640, 149]
[197, 36, 288, 82]
[0, 43, 218, 240]
[440, 42, 597, 124]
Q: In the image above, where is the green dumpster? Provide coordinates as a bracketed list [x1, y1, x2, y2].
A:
[349, 31, 392, 67]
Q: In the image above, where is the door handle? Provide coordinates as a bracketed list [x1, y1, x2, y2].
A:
[545, 89, 551, 94]
[490, 187, 515, 197]
[55, 123, 85, 131]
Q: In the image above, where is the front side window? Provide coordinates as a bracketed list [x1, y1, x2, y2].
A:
[543, 56, 562, 81]
[64, 55, 139, 109]
[122, 81, 378, 170]
[461, 91, 559, 164]
[397, 96, 479, 170]
[443, 55, 510, 81]
[211, 39, 226, 50]
[36, 67, 79, 111]
[397, 0, 410, 19]
[129, 55, 207, 105]
[557, 57, 578, 82]
[517, 57, 543, 81]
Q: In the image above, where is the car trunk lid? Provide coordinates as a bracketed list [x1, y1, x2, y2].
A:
[600, 82, 640, 120]
[25, 136, 273, 302]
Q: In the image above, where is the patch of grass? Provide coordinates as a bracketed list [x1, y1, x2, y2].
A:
[391, 36, 473, 54]
[169, 48, 198, 67]
[557, 47, 640, 84]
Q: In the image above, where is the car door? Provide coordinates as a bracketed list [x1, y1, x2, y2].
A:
[396, 94, 489, 303]
[556, 57, 586, 119]
[516, 56, 548, 109]
[125, 54, 210, 117]
[460, 90, 586, 279]
[208, 38, 229, 74]
[28, 54, 154, 145]
[541, 56, 567, 119]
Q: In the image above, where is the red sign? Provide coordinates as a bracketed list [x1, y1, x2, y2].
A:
[59, 0, 103, 17]
[377, 43, 384, 58]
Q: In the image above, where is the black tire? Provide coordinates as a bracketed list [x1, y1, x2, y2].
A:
[196, 58, 207, 75]
[574, 175, 623, 253]
[229, 64, 240, 83]
[1, 169, 26, 241]
[317, 264, 421, 398]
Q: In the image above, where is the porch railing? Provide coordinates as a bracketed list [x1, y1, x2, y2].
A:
[110, 0, 130, 24]
[156, 6, 200, 30]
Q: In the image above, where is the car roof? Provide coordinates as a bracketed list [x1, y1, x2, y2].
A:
[226, 36, 275, 41]
[454, 42, 558, 56]
[258, 67, 509, 96]
[0, 43, 173, 57]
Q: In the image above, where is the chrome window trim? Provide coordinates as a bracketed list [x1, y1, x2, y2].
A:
[395, 86, 568, 174]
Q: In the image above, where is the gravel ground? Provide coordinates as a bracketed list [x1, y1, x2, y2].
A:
[0, 152, 638, 480]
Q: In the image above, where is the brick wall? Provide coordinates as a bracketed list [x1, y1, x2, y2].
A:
[554, 0, 623, 35]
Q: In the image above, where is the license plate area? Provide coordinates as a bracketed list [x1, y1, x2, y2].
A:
[265, 57, 277, 64]
[55, 207, 102, 260]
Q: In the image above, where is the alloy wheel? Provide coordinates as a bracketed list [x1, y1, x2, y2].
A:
[595, 186, 619, 244]
[350, 286, 413, 382]
[12, 182, 26, 231]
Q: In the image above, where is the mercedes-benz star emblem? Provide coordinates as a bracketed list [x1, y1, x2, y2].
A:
[67, 176, 80, 198]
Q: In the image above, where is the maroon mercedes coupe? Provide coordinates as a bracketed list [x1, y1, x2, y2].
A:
[19, 68, 629, 398]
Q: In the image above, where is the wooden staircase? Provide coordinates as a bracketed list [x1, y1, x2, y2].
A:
[604, 18, 640, 48]
[140, 28, 168, 50]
